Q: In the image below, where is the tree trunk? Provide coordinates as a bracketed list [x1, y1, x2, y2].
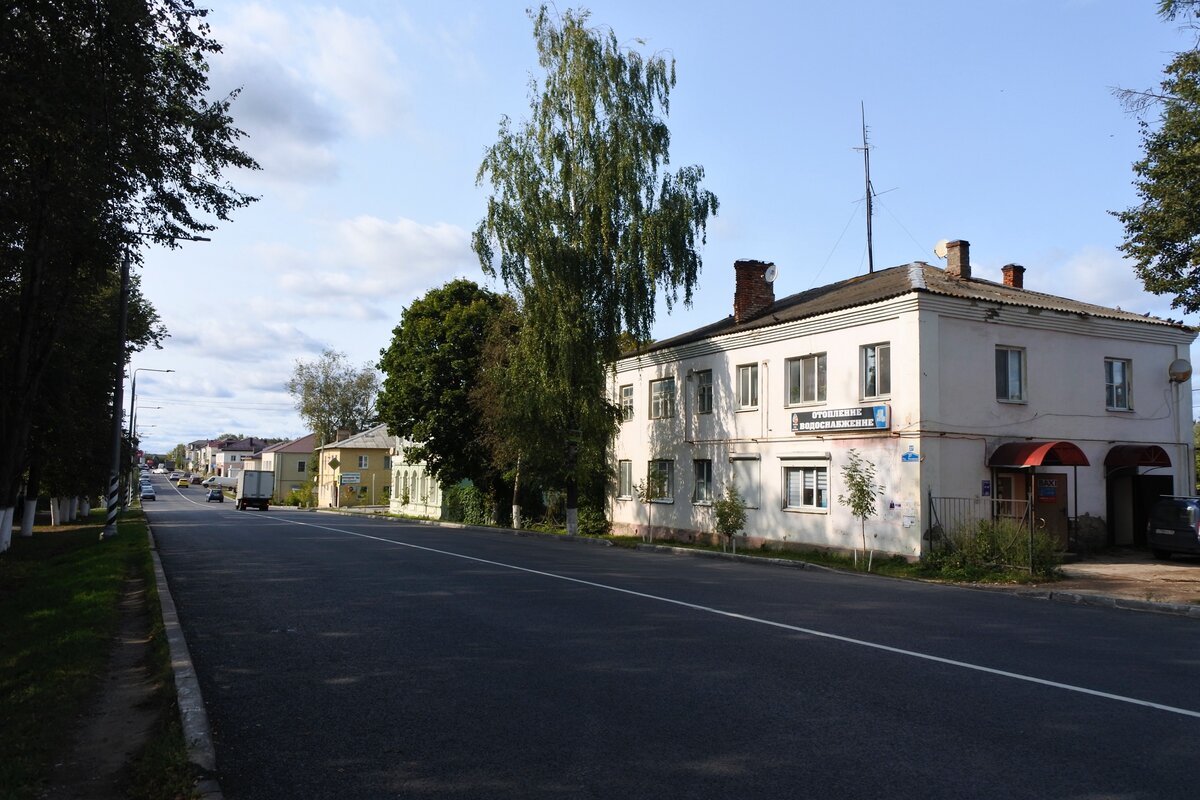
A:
[512, 459, 522, 530]
[21, 497, 36, 538]
[68, 496, 79, 522]
[565, 476, 578, 536]
[50, 496, 62, 526]
[0, 507, 13, 552]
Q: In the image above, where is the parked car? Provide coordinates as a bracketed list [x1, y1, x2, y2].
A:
[206, 488, 224, 503]
[177, 478, 189, 488]
[1147, 496, 1200, 559]
[140, 485, 156, 501]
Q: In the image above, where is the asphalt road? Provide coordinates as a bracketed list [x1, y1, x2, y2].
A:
[146, 477, 1200, 800]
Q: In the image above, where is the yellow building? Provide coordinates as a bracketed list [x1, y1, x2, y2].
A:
[315, 425, 398, 508]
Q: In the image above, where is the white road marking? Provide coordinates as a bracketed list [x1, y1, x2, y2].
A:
[204, 511, 1200, 720]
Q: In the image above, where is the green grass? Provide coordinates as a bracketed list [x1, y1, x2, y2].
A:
[0, 512, 196, 800]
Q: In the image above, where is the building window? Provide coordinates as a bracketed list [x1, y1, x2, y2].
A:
[996, 347, 1025, 402]
[737, 364, 758, 409]
[693, 460, 713, 503]
[650, 377, 676, 419]
[384, 455, 392, 470]
[1105, 358, 1132, 410]
[785, 466, 829, 510]
[358, 455, 369, 469]
[695, 369, 713, 414]
[647, 459, 674, 501]
[620, 384, 634, 421]
[787, 354, 827, 404]
[862, 343, 891, 399]
[297, 460, 306, 473]
[618, 460, 633, 498]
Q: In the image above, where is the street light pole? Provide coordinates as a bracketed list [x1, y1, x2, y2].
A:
[126, 365, 172, 505]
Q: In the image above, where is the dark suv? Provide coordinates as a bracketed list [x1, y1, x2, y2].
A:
[1146, 496, 1200, 559]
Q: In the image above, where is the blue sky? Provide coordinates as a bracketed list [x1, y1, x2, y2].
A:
[131, 0, 1197, 454]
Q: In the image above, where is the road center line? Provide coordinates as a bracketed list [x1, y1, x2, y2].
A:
[252, 513, 1200, 720]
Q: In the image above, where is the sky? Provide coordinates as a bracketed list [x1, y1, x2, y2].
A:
[131, 0, 1198, 455]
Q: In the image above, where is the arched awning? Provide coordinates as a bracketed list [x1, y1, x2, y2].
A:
[1103, 444, 1171, 469]
[988, 441, 1091, 467]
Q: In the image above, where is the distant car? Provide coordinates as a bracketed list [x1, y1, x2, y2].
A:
[140, 485, 156, 501]
[153, 466, 167, 474]
[206, 488, 224, 503]
[169, 472, 181, 481]
[177, 478, 189, 488]
[1147, 496, 1200, 559]
[190, 475, 203, 484]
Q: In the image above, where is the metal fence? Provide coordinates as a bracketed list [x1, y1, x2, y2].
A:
[928, 493, 1036, 570]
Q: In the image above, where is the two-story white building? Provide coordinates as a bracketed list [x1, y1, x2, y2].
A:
[608, 241, 1196, 558]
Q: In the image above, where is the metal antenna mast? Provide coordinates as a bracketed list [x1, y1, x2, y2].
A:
[856, 102, 876, 273]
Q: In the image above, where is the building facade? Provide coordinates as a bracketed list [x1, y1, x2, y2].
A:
[259, 433, 317, 502]
[387, 440, 445, 519]
[608, 242, 1196, 558]
[316, 424, 397, 508]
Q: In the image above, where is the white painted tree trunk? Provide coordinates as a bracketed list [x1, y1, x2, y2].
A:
[20, 498, 36, 537]
[566, 507, 578, 536]
[50, 497, 62, 526]
[0, 507, 13, 552]
[68, 496, 78, 522]
[80, 498, 91, 517]
[512, 504, 522, 530]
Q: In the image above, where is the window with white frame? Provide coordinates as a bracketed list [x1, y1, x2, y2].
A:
[787, 354, 827, 404]
[650, 378, 676, 419]
[618, 460, 633, 498]
[862, 342, 891, 399]
[784, 466, 829, 510]
[737, 364, 758, 409]
[358, 455, 369, 468]
[995, 346, 1026, 402]
[647, 459, 674, 501]
[693, 459, 713, 503]
[1105, 358, 1132, 410]
[695, 369, 713, 414]
[620, 384, 634, 421]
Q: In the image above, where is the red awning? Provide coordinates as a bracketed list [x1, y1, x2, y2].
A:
[1103, 444, 1171, 469]
[988, 441, 1090, 467]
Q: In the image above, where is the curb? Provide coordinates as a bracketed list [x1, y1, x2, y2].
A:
[313, 507, 614, 545]
[634, 542, 1200, 619]
[148, 529, 224, 800]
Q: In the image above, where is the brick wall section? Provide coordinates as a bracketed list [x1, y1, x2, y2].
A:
[1002, 263, 1025, 288]
[734, 260, 775, 322]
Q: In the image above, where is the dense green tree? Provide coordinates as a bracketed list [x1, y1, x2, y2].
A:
[285, 349, 380, 448]
[1113, 1, 1200, 310]
[0, 0, 256, 547]
[473, 5, 717, 532]
[377, 280, 508, 493]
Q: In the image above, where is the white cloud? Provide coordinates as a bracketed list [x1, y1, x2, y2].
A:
[1029, 245, 1177, 319]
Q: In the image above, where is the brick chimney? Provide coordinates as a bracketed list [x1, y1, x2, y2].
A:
[1001, 263, 1025, 288]
[734, 260, 775, 323]
[945, 239, 970, 280]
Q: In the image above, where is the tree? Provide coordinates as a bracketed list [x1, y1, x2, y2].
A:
[285, 349, 380, 448]
[712, 482, 748, 554]
[473, 6, 718, 534]
[0, 0, 256, 549]
[838, 450, 885, 571]
[377, 280, 508, 490]
[169, 444, 187, 469]
[1113, 2, 1200, 311]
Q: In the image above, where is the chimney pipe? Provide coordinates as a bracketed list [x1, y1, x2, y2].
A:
[733, 260, 775, 323]
[1001, 263, 1025, 288]
[945, 240, 970, 280]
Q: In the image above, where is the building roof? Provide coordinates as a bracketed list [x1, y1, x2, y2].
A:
[634, 261, 1193, 357]
[261, 432, 318, 454]
[316, 423, 397, 452]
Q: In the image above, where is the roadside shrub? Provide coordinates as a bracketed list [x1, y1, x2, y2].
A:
[284, 482, 315, 507]
[577, 505, 609, 536]
[926, 518, 1060, 579]
[445, 483, 488, 525]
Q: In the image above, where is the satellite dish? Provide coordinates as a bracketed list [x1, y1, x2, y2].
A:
[933, 239, 949, 259]
[763, 264, 778, 283]
[1168, 358, 1192, 383]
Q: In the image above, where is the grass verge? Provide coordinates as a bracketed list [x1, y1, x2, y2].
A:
[0, 512, 196, 800]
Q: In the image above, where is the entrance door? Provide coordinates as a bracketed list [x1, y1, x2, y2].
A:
[1034, 473, 1069, 549]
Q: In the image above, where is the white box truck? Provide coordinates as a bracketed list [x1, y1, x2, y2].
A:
[235, 470, 274, 511]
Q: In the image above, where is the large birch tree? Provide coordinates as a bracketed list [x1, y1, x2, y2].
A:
[473, 5, 717, 533]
